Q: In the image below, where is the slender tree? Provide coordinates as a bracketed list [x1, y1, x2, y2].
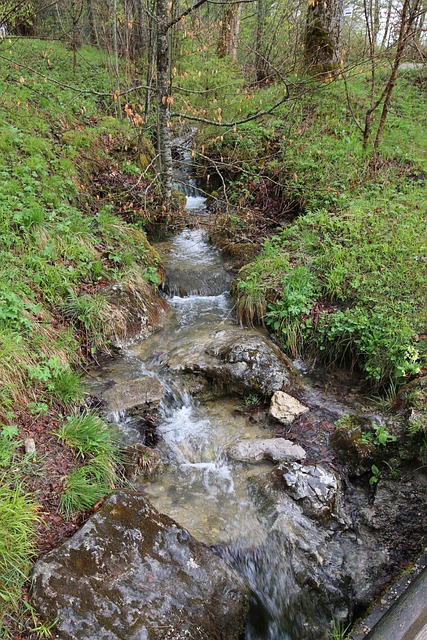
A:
[156, 0, 173, 205]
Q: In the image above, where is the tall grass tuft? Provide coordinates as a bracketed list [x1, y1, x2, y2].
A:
[57, 413, 124, 519]
[0, 481, 39, 615]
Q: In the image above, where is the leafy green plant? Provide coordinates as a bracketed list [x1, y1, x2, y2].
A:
[245, 393, 261, 406]
[27, 357, 84, 406]
[369, 464, 382, 485]
[361, 424, 397, 447]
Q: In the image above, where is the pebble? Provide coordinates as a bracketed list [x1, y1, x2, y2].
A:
[24, 438, 36, 455]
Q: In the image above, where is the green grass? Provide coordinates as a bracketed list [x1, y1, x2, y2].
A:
[221, 69, 427, 386]
[0, 37, 163, 636]
[57, 413, 124, 519]
[0, 425, 40, 624]
[0, 483, 39, 610]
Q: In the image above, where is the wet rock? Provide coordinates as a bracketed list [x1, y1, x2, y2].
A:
[359, 476, 427, 568]
[168, 327, 295, 397]
[393, 375, 427, 465]
[31, 491, 248, 640]
[105, 281, 167, 347]
[329, 418, 375, 476]
[102, 375, 163, 416]
[273, 462, 339, 520]
[269, 391, 309, 425]
[253, 475, 389, 620]
[163, 266, 231, 297]
[228, 438, 306, 464]
[123, 443, 162, 481]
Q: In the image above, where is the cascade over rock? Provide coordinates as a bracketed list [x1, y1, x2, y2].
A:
[31, 491, 249, 640]
[105, 282, 167, 347]
[252, 468, 390, 619]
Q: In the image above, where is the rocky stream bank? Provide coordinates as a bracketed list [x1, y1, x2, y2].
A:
[31, 218, 426, 639]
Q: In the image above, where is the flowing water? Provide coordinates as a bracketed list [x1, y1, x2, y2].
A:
[95, 149, 377, 639]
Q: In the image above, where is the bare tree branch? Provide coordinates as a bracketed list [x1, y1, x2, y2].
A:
[171, 92, 289, 127]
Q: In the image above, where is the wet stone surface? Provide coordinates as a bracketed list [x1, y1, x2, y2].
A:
[32, 491, 249, 640]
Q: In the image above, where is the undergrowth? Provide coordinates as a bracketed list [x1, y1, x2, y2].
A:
[226, 68, 427, 386]
[0, 38, 162, 636]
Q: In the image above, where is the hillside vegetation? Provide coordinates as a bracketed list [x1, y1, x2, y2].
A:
[0, 38, 163, 636]
[202, 70, 427, 387]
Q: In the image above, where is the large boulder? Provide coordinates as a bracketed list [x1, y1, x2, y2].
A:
[32, 491, 248, 640]
[249, 467, 390, 622]
[227, 438, 306, 464]
[167, 327, 295, 397]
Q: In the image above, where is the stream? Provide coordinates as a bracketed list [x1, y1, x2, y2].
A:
[29, 139, 427, 640]
[87, 147, 385, 639]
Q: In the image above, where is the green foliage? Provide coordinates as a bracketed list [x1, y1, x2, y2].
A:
[237, 183, 426, 384]
[369, 464, 382, 485]
[265, 265, 319, 355]
[0, 480, 39, 617]
[27, 356, 84, 406]
[361, 424, 397, 447]
[330, 620, 351, 640]
[58, 413, 124, 519]
[58, 413, 121, 461]
[59, 458, 113, 518]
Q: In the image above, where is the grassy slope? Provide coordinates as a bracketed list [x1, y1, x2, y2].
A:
[0, 38, 162, 636]
[207, 68, 427, 386]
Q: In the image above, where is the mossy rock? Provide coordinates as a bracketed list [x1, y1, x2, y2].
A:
[395, 376, 427, 464]
[138, 137, 156, 171]
[330, 415, 376, 476]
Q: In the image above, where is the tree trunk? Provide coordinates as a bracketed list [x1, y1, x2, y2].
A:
[255, 0, 268, 81]
[374, 0, 421, 150]
[217, 2, 240, 59]
[112, 0, 122, 118]
[156, 0, 173, 209]
[304, 0, 344, 74]
[87, 0, 99, 46]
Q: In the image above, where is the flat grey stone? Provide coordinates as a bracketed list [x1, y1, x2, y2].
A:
[102, 376, 163, 415]
[227, 438, 306, 464]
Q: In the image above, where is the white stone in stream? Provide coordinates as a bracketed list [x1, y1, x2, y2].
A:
[269, 390, 309, 424]
[228, 438, 306, 464]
